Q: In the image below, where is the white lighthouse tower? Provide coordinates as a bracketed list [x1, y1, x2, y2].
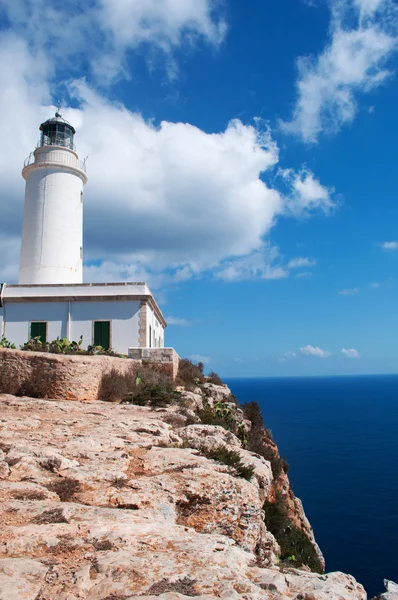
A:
[19, 109, 88, 285]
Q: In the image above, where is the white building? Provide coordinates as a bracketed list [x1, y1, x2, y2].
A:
[0, 111, 166, 353]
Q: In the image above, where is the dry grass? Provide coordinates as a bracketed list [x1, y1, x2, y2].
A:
[33, 508, 67, 524]
[45, 477, 81, 501]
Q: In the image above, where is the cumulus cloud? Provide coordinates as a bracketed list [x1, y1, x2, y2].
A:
[188, 354, 211, 364]
[300, 345, 331, 357]
[0, 0, 226, 83]
[381, 241, 398, 250]
[281, 0, 398, 142]
[233, 357, 245, 363]
[0, 15, 334, 284]
[339, 287, 359, 295]
[341, 348, 361, 358]
[280, 169, 335, 214]
[165, 316, 190, 326]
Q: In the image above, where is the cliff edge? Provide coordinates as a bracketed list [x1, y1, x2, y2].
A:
[0, 374, 378, 600]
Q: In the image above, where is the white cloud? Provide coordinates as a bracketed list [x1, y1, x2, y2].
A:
[370, 282, 380, 288]
[287, 257, 317, 269]
[0, 0, 226, 83]
[281, 0, 398, 142]
[341, 348, 361, 358]
[233, 357, 244, 363]
[214, 244, 287, 282]
[279, 351, 297, 362]
[188, 354, 211, 364]
[381, 241, 398, 250]
[300, 345, 332, 357]
[280, 169, 335, 214]
[0, 24, 335, 284]
[165, 316, 190, 326]
[339, 287, 360, 295]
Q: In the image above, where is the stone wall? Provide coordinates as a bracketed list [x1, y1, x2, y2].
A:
[0, 347, 180, 402]
[128, 347, 180, 379]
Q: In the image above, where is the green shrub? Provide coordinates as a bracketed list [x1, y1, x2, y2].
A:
[176, 359, 205, 389]
[199, 445, 255, 481]
[263, 496, 323, 573]
[98, 368, 131, 402]
[0, 336, 16, 349]
[98, 363, 178, 407]
[132, 383, 179, 408]
[242, 401, 289, 479]
[198, 401, 238, 432]
[207, 371, 224, 386]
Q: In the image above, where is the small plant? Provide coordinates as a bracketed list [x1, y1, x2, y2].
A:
[45, 477, 81, 502]
[33, 508, 68, 524]
[147, 577, 198, 597]
[111, 477, 128, 489]
[98, 368, 131, 403]
[199, 445, 255, 481]
[0, 336, 16, 349]
[176, 359, 205, 390]
[13, 491, 47, 501]
[198, 400, 238, 433]
[91, 539, 114, 551]
[207, 371, 224, 386]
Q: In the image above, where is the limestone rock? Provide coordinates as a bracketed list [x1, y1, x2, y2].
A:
[376, 580, 398, 600]
[0, 558, 48, 600]
[0, 393, 368, 599]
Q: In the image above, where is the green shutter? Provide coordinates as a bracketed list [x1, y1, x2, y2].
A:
[94, 321, 110, 350]
[30, 322, 47, 343]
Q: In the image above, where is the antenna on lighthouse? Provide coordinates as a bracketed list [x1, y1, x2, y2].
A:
[55, 100, 62, 118]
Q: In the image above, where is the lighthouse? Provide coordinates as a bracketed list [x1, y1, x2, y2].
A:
[19, 110, 88, 285]
[0, 109, 169, 356]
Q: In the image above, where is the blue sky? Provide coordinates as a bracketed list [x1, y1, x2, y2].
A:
[0, 0, 397, 376]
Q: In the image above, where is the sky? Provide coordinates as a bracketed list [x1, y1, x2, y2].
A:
[0, 0, 397, 377]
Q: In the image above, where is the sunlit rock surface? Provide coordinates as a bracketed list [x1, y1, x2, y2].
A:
[0, 392, 367, 600]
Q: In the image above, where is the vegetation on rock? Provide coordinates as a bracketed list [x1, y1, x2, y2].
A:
[263, 494, 324, 573]
[0, 335, 16, 349]
[176, 358, 205, 389]
[243, 401, 289, 479]
[199, 444, 255, 481]
[20, 336, 126, 357]
[99, 364, 178, 407]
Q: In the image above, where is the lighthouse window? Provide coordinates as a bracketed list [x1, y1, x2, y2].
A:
[94, 321, 111, 350]
[30, 322, 47, 343]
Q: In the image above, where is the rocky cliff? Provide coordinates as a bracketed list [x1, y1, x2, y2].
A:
[0, 381, 393, 599]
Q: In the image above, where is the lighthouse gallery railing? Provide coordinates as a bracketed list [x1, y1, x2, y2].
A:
[23, 151, 87, 173]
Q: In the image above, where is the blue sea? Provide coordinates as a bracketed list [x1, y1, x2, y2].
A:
[224, 375, 398, 599]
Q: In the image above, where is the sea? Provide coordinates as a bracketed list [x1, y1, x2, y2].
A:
[224, 375, 398, 599]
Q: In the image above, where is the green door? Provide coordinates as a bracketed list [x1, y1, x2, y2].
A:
[30, 322, 47, 342]
[94, 321, 110, 350]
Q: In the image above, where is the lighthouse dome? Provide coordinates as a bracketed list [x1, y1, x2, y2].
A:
[39, 110, 76, 150]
